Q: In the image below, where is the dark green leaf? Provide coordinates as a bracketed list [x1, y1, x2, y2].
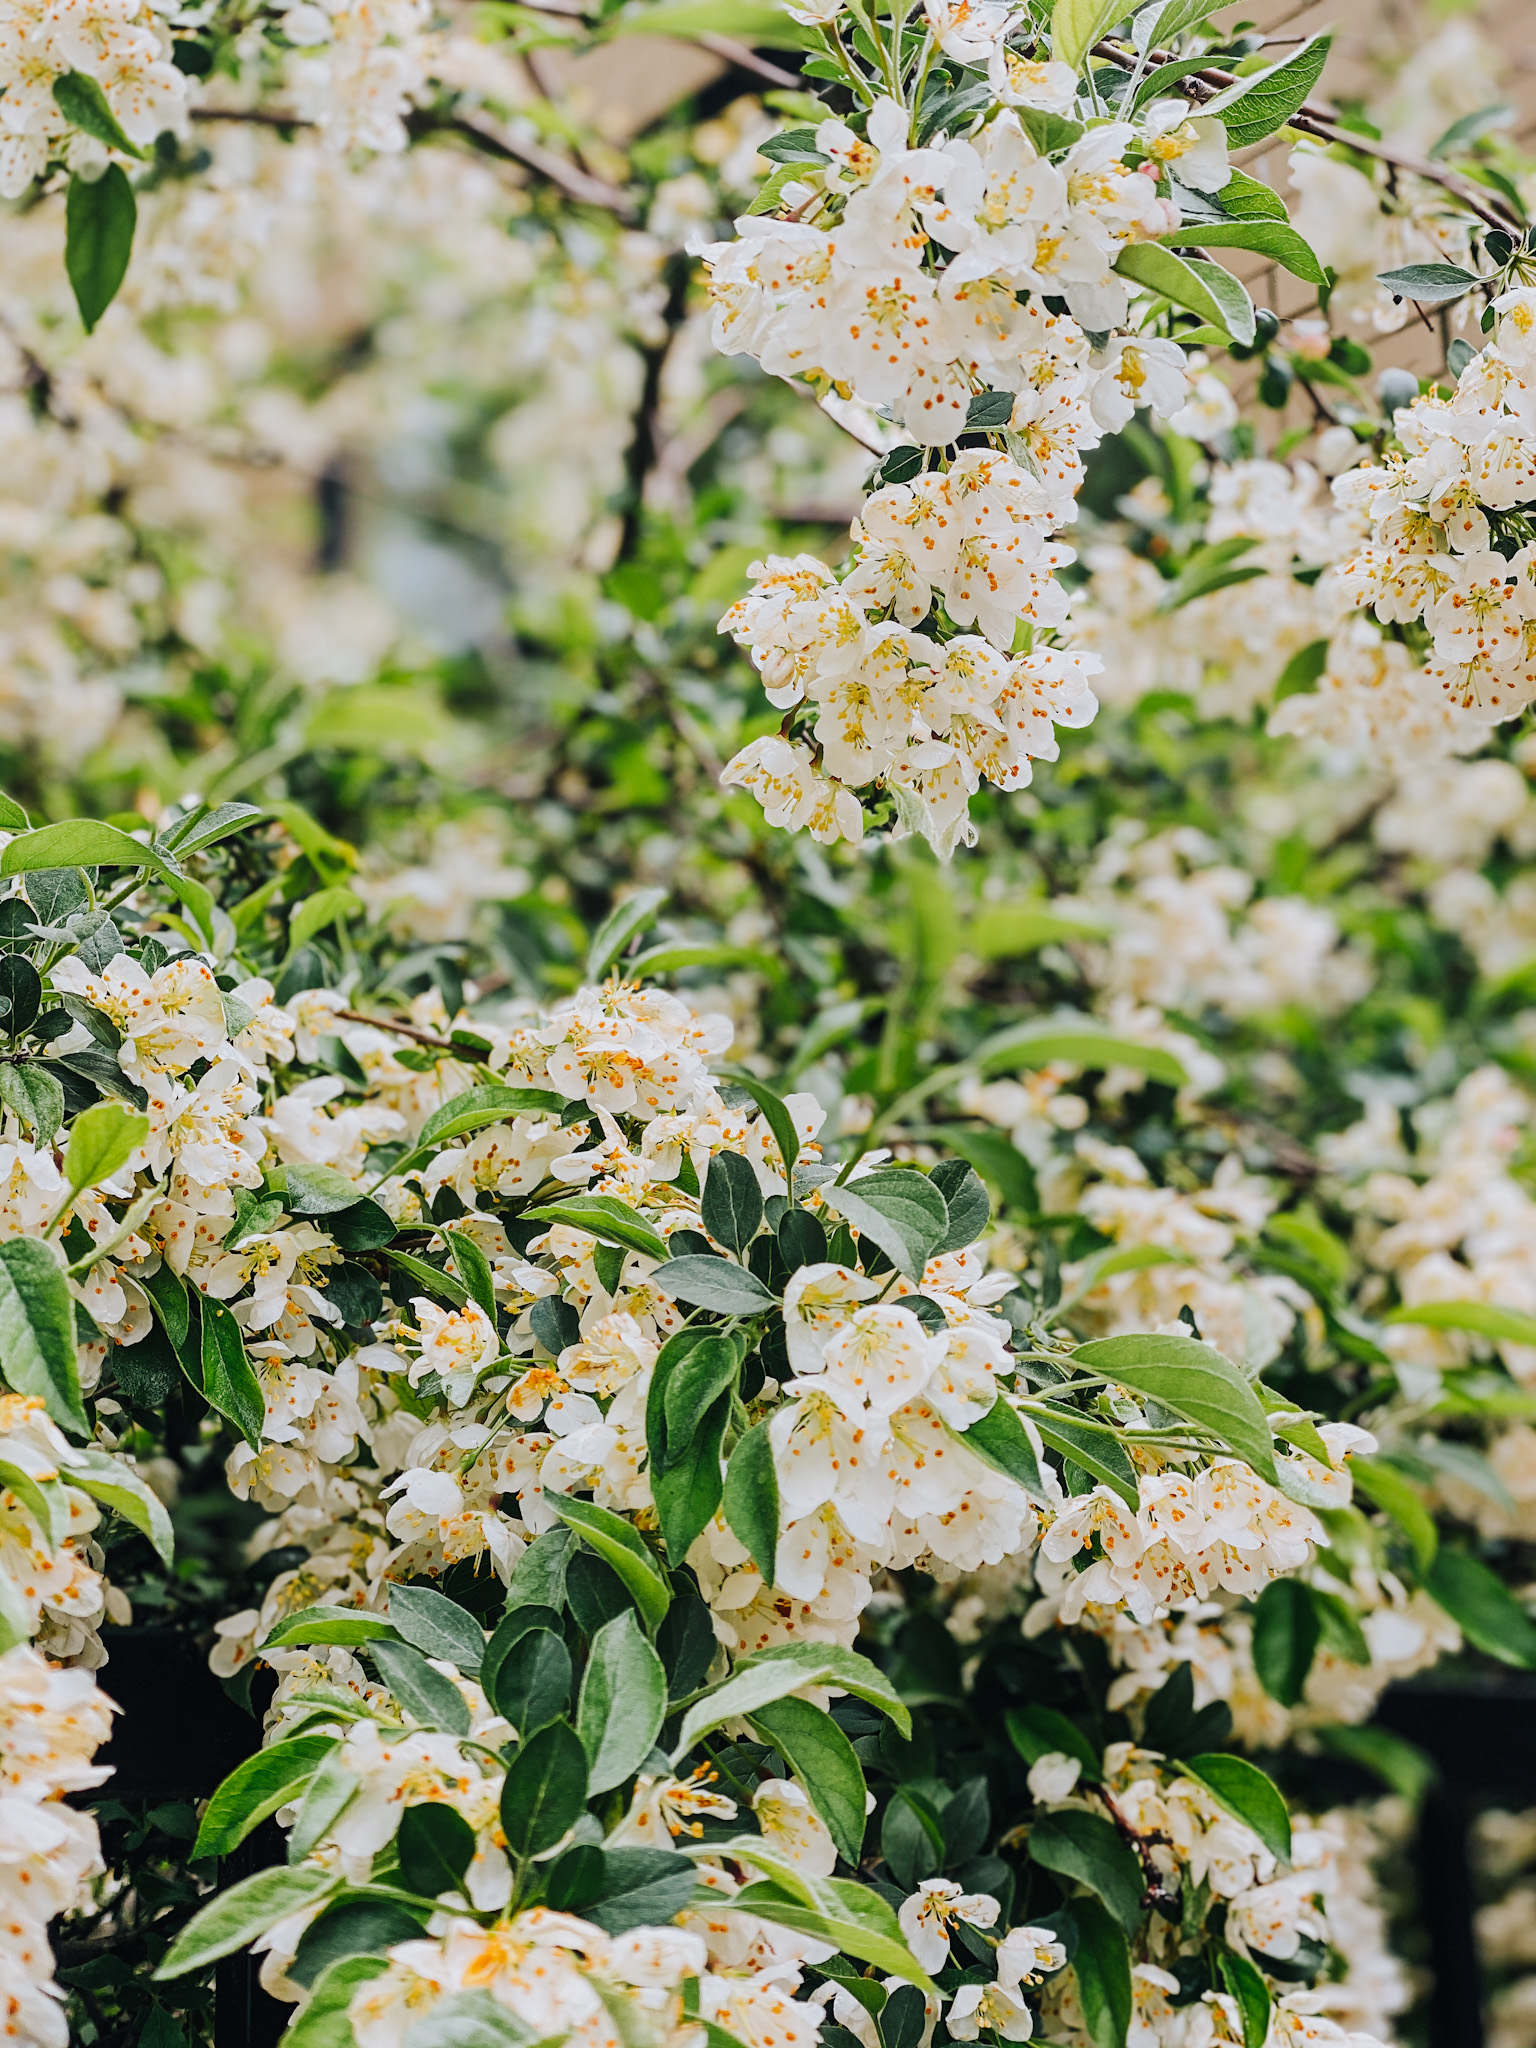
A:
[1005, 1704, 1100, 1780]
[1251, 1578, 1319, 1707]
[0, 1237, 88, 1437]
[1029, 1810, 1144, 1936]
[702, 1149, 765, 1253]
[53, 71, 147, 156]
[387, 1584, 487, 1674]
[957, 1396, 1047, 1499]
[583, 1849, 699, 1934]
[493, 1625, 571, 1739]
[1426, 1548, 1536, 1667]
[577, 1609, 667, 1793]
[290, 1899, 427, 1989]
[1024, 1403, 1140, 1510]
[1178, 1755, 1291, 1861]
[192, 1735, 337, 1859]
[751, 1696, 867, 1865]
[200, 1294, 265, 1447]
[65, 166, 136, 334]
[547, 1492, 671, 1633]
[653, 1393, 728, 1564]
[1204, 32, 1331, 148]
[723, 1416, 779, 1586]
[822, 1170, 949, 1281]
[442, 1227, 498, 1321]
[522, 1195, 669, 1266]
[664, 1336, 740, 1462]
[397, 1802, 475, 1899]
[500, 1719, 588, 1858]
[928, 1159, 989, 1255]
[371, 1639, 471, 1736]
[1070, 1896, 1132, 2048]
[1217, 1947, 1271, 2048]
[651, 1254, 777, 1314]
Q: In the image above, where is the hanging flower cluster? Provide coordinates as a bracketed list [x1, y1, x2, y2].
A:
[706, 1, 1328, 852]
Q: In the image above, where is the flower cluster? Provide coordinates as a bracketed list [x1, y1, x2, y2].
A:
[0, 0, 187, 197]
[702, 2, 1314, 850]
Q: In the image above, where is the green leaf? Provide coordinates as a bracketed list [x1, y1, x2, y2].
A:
[522, 1195, 670, 1267]
[1063, 1243, 1186, 1304]
[284, 1163, 368, 1217]
[1211, 167, 1288, 221]
[64, 167, 136, 335]
[1072, 1333, 1278, 1481]
[0, 1239, 87, 1436]
[1162, 219, 1325, 286]
[193, 1735, 337, 1859]
[384, 1249, 469, 1310]
[1349, 1456, 1437, 1571]
[1217, 1947, 1270, 2048]
[583, 1849, 699, 1934]
[0, 1067, 64, 1146]
[653, 1393, 728, 1564]
[578, 1609, 668, 1794]
[750, 1696, 867, 1865]
[372, 1638, 471, 1736]
[0, 795, 27, 832]
[1113, 242, 1256, 346]
[1426, 1548, 1536, 1667]
[291, 1899, 429, 1990]
[727, 1858, 935, 1992]
[1203, 32, 1331, 148]
[500, 1719, 589, 1858]
[1051, 0, 1130, 70]
[1144, 0, 1228, 41]
[723, 1416, 779, 1586]
[664, 1336, 740, 1462]
[1314, 1725, 1437, 1804]
[955, 1396, 1048, 1499]
[821, 1170, 949, 1281]
[441, 1227, 498, 1323]
[288, 886, 362, 954]
[929, 1158, 989, 1255]
[397, 1802, 476, 1899]
[1250, 1578, 1319, 1707]
[547, 1491, 671, 1633]
[65, 1099, 148, 1195]
[718, 1067, 801, 1183]
[1430, 102, 1513, 160]
[1155, 537, 1263, 614]
[387, 1086, 567, 1183]
[2, 818, 212, 940]
[1178, 1754, 1291, 1861]
[649, 1255, 777, 1315]
[0, 1457, 67, 1550]
[260, 1606, 402, 1652]
[287, 1749, 360, 1864]
[1023, 1403, 1140, 1511]
[1071, 1895, 1132, 2048]
[69, 1443, 173, 1565]
[52, 71, 147, 157]
[155, 1865, 340, 1977]
[701, 1150, 764, 1254]
[586, 888, 667, 981]
[504, 1527, 574, 1611]
[975, 1019, 1186, 1087]
[1005, 1703, 1100, 1780]
[386, 1583, 487, 1673]
[200, 1294, 266, 1447]
[493, 1625, 571, 1737]
[1376, 262, 1479, 306]
[1029, 1810, 1144, 1936]
[284, 1956, 389, 2048]
[1386, 1298, 1536, 1346]
[675, 1641, 909, 1759]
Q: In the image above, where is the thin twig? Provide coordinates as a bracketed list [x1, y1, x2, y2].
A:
[696, 34, 805, 90]
[192, 104, 636, 219]
[335, 1008, 467, 1053]
[1089, 38, 1522, 233]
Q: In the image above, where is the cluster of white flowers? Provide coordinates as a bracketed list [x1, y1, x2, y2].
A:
[0, 0, 188, 197]
[704, 12, 1260, 848]
[0, 1397, 122, 2045]
[1020, 1743, 1393, 2048]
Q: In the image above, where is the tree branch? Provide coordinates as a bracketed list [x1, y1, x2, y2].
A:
[1090, 38, 1522, 233]
[192, 105, 636, 219]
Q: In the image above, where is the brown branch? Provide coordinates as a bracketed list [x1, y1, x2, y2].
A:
[335, 1008, 469, 1053]
[192, 104, 636, 219]
[1090, 39, 1522, 234]
[696, 34, 805, 90]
